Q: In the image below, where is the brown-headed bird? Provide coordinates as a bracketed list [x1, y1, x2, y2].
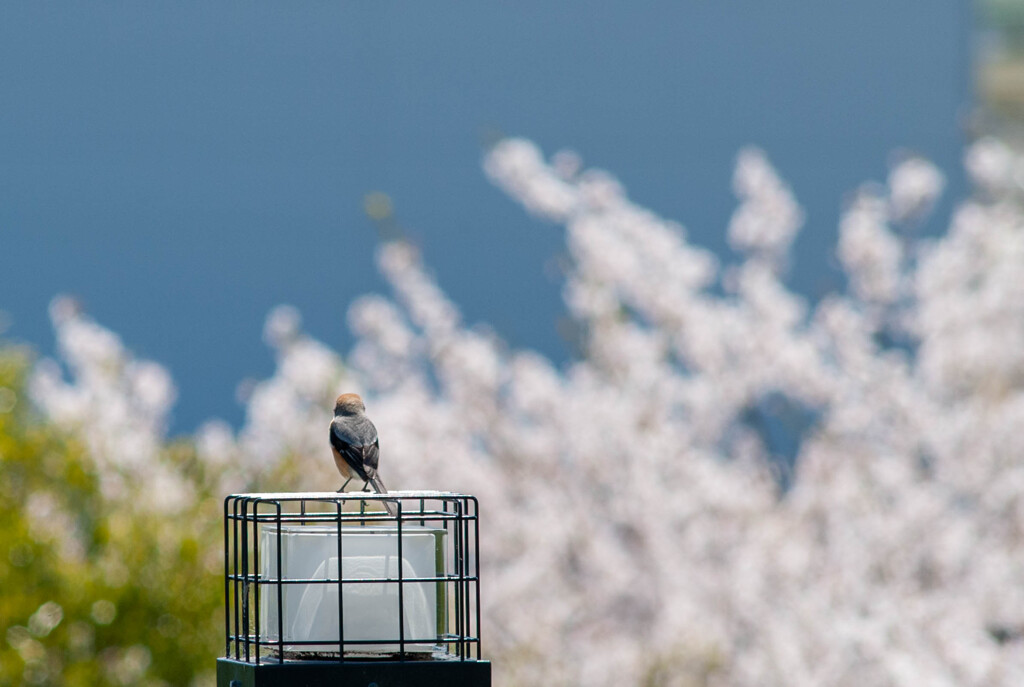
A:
[330, 393, 397, 516]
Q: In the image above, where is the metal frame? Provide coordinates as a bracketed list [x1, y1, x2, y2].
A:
[216, 656, 491, 687]
[222, 491, 482, 666]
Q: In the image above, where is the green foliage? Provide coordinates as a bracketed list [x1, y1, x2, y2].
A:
[0, 349, 221, 687]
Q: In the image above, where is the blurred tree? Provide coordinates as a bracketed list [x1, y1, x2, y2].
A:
[0, 349, 221, 687]
[7, 131, 1024, 685]
[980, 0, 1024, 124]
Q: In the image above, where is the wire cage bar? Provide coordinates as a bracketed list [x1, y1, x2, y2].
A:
[222, 491, 482, 669]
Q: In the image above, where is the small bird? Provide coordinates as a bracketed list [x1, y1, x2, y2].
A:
[330, 393, 397, 516]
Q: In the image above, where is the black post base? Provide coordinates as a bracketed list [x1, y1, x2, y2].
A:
[216, 657, 491, 687]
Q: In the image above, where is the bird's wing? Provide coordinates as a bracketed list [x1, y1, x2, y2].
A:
[330, 419, 373, 480]
[362, 438, 380, 475]
[331, 416, 372, 447]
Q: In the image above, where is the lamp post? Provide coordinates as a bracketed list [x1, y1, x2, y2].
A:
[217, 491, 490, 687]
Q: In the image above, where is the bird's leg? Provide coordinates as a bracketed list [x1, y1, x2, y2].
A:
[360, 481, 372, 519]
[337, 478, 352, 493]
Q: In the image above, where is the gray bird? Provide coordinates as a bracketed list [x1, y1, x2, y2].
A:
[330, 393, 397, 516]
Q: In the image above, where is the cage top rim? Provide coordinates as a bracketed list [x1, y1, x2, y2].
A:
[225, 490, 474, 501]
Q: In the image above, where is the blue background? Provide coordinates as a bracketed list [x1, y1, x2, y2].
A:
[0, 2, 971, 432]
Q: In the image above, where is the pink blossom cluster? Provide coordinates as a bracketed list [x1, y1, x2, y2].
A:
[30, 136, 1024, 685]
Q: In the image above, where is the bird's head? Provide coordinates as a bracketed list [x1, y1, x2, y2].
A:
[334, 393, 366, 416]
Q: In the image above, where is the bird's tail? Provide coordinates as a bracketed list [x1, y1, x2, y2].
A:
[367, 475, 398, 518]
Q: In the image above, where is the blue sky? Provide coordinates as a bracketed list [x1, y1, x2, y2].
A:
[0, 1, 970, 432]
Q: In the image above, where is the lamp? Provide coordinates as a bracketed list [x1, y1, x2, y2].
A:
[218, 492, 489, 687]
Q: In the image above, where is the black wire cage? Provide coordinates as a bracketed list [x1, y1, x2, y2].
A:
[218, 491, 490, 687]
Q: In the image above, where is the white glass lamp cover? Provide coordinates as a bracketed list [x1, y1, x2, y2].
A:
[260, 524, 445, 655]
